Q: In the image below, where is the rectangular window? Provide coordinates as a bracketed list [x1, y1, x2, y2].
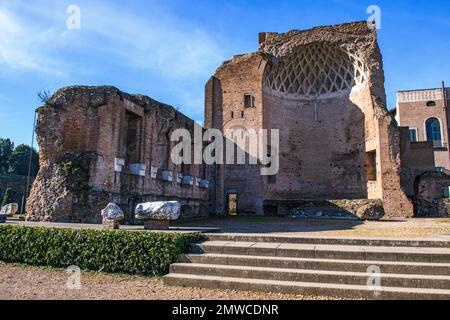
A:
[244, 94, 255, 108]
[365, 151, 377, 182]
[409, 129, 418, 142]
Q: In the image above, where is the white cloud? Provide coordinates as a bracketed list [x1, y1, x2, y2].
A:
[0, 9, 38, 71]
[0, 0, 227, 116]
[0, 6, 64, 75]
[79, 1, 225, 80]
[0, 0, 225, 81]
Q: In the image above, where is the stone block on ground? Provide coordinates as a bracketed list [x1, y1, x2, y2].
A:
[101, 203, 124, 221]
[101, 203, 124, 229]
[102, 219, 121, 230]
[0, 203, 19, 217]
[144, 219, 171, 230]
[135, 201, 181, 221]
[288, 199, 385, 220]
[356, 202, 385, 220]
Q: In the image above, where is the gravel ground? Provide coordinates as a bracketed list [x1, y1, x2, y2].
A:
[0, 263, 345, 300]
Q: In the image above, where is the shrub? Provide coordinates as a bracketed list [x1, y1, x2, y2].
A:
[0, 225, 202, 275]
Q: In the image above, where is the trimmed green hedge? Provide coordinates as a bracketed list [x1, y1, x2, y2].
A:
[0, 225, 203, 275]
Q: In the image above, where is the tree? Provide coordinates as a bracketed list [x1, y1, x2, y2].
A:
[9, 144, 39, 177]
[1, 188, 14, 207]
[0, 138, 14, 174]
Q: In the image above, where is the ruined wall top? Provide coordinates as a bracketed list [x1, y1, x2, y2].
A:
[255, 21, 385, 103]
[258, 21, 376, 58]
[215, 21, 381, 86]
[40, 85, 195, 127]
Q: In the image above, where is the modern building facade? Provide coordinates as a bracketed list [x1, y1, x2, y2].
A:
[396, 83, 450, 170]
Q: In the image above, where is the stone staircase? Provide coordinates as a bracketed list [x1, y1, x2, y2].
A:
[163, 234, 450, 300]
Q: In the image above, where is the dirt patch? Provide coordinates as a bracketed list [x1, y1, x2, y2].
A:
[0, 263, 345, 300]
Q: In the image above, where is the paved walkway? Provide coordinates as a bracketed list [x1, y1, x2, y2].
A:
[3, 220, 219, 234]
[4, 216, 450, 239]
[175, 216, 450, 239]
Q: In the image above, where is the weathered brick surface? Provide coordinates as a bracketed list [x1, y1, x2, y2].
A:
[414, 172, 450, 217]
[26, 86, 208, 223]
[27, 22, 446, 221]
[399, 127, 436, 196]
[205, 21, 413, 218]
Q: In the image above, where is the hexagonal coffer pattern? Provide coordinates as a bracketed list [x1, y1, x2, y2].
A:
[264, 43, 366, 100]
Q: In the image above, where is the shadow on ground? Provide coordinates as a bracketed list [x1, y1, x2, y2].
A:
[173, 216, 365, 234]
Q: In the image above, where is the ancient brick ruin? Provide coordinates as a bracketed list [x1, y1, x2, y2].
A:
[205, 21, 414, 218]
[26, 21, 449, 222]
[26, 86, 208, 223]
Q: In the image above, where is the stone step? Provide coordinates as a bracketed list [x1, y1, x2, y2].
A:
[163, 273, 450, 300]
[181, 253, 450, 276]
[191, 241, 450, 263]
[206, 233, 450, 248]
[170, 263, 450, 289]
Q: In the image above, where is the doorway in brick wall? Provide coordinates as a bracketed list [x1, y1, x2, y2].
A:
[227, 193, 238, 216]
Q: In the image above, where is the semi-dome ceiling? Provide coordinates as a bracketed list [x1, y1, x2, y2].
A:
[264, 42, 366, 100]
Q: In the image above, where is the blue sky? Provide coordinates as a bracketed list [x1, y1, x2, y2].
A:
[0, 0, 449, 146]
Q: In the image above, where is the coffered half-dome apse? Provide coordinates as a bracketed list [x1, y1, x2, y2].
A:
[262, 42, 370, 200]
[206, 22, 414, 218]
[264, 42, 367, 100]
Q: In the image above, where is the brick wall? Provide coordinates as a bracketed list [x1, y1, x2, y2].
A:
[205, 21, 413, 218]
[399, 127, 436, 196]
[27, 86, 209, 223]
